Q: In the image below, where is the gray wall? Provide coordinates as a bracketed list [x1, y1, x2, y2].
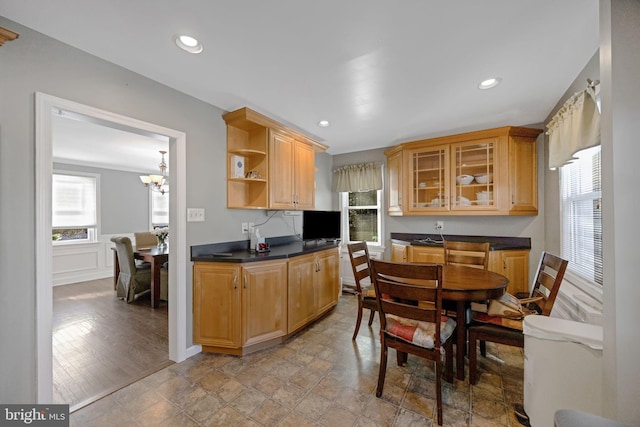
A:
[600, 1, 640, 423]
[53, 162, 150, 234]
[0, 16, 325, 402]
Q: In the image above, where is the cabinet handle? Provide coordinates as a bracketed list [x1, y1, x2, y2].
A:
[244, 273, 248, 289]
[233, 274, 238, 289]
[503, 260, 507, 269]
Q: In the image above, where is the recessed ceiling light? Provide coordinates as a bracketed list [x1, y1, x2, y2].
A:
[318, 120, 330, 127]
[175, 35, 203, 54]
[478, 77, 502, 90]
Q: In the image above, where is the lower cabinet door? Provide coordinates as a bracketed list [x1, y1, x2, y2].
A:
[489, 250, 530, 296]
[288, 254, 316, 333]
[242, 260, 288, 346]
[316, 248, 340, 314]
[193, 263, 241, 348]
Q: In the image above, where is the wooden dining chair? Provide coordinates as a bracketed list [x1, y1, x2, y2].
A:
[443, 240, 490, 270]
[347, 242, 378, 340]
[468, 251, 568, 385]
[110, 236, 152, 302]
[370, 259, 456, 426]
[442, 240, 490, 318]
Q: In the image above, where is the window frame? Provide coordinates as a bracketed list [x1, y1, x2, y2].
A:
[52, 170, 100, 245]
[559, 145, 602, 302]
[149, 185, 169, 228]
[340, 189, 384, 247]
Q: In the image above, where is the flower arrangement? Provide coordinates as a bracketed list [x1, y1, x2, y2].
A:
[152, 227, 169, 246]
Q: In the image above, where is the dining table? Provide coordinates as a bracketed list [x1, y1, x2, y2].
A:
[440, 264, 509, 380]
[112, 245, 168, 309]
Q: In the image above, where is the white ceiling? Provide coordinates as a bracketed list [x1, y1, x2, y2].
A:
[2, 0, 599, 164]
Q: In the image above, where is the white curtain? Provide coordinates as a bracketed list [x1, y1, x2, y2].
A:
[547, 86, 600, 169]
[333, 162, 383, 192]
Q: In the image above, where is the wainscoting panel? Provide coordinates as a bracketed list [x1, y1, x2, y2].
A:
[52, 235, 128, 286]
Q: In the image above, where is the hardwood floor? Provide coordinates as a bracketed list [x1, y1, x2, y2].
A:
[53, 277, 171, 411]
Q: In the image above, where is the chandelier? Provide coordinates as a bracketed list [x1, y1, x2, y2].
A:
[139, 150, 169, 195]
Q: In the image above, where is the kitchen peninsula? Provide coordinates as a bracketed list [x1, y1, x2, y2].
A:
[191, 236, 340, 355]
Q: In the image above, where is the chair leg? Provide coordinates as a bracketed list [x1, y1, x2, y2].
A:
[367, 308, 375, 326]
[480, 340, 487, 357]
[376, 343, 388, 397]
[352, 299, 364, 340]
[396, 350, 408, 366]
[435, 358, 443, 426]
[444, 340, 454, 383]
[469, 329, 478, 385]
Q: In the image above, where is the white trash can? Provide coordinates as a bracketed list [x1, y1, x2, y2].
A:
[523, 315, 603, 427]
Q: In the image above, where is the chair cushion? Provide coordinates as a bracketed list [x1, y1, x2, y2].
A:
[363, 288, 377, 299]
[385, 314, 456, 350]
[471, 312, 524, 331]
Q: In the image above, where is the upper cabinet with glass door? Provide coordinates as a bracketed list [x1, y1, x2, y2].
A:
[404, 144, 449, 213]
[451, 138, 497, 212]
[385, 126, 541, 216]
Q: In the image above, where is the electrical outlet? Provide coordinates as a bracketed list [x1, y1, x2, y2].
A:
[242, 222, 249, 234]
[435, 221, 444, 231]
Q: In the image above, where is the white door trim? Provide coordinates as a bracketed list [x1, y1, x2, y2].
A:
[35, 92, 192, 402]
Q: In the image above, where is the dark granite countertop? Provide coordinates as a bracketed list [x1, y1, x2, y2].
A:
[191, 235, 340, 263]
[390, 232, 531, 251]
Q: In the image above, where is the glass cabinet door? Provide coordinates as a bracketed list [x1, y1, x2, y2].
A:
[406, 145, 449, 212]
[451, 138, 497, 210]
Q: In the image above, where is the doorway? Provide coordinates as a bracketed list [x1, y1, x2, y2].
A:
[35, 93, 190, 403]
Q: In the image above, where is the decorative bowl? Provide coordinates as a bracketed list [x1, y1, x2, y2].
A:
[474, 173, 493, 184]
[456, 174, 474, 185]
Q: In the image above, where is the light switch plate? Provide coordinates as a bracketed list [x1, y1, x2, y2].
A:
[187, 208, 205, 222]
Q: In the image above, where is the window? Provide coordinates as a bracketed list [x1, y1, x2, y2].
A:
[341, 189, 382, 245]
[52, 172, 98, 243]
[560, 145, 602, 287]
[150, 186, 169, 227]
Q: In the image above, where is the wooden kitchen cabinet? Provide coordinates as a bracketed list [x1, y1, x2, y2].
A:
[384, 126, 541, 216]
[288, 248, 340, 333]
[288, 253, 317, 332]
[269, 130, 315, 210]
[193, 263, 242, 349]
[315, 248, 340, 313]
[241, 260, 288, 347]
[488, 249, 530, 296]
[194, 247, 339, 355]
[223, 107, 327, 210]
[386, 147, 403, 215]
[193, 260, 287, 352]
[390, 242, 408, 262]
[408, 245, 446, 264]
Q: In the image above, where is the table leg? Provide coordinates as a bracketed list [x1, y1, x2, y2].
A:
[150, 258, 160, 309]
[456, 300, 466, 381]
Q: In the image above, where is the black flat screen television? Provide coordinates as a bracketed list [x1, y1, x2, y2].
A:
[302, 210, 341, 242]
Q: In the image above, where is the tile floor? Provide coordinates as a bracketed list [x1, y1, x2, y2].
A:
[70, 295, 526, 426]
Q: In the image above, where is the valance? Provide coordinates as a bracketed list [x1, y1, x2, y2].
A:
[333, 162, 383, 192]
[546, 86, 600, 169]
